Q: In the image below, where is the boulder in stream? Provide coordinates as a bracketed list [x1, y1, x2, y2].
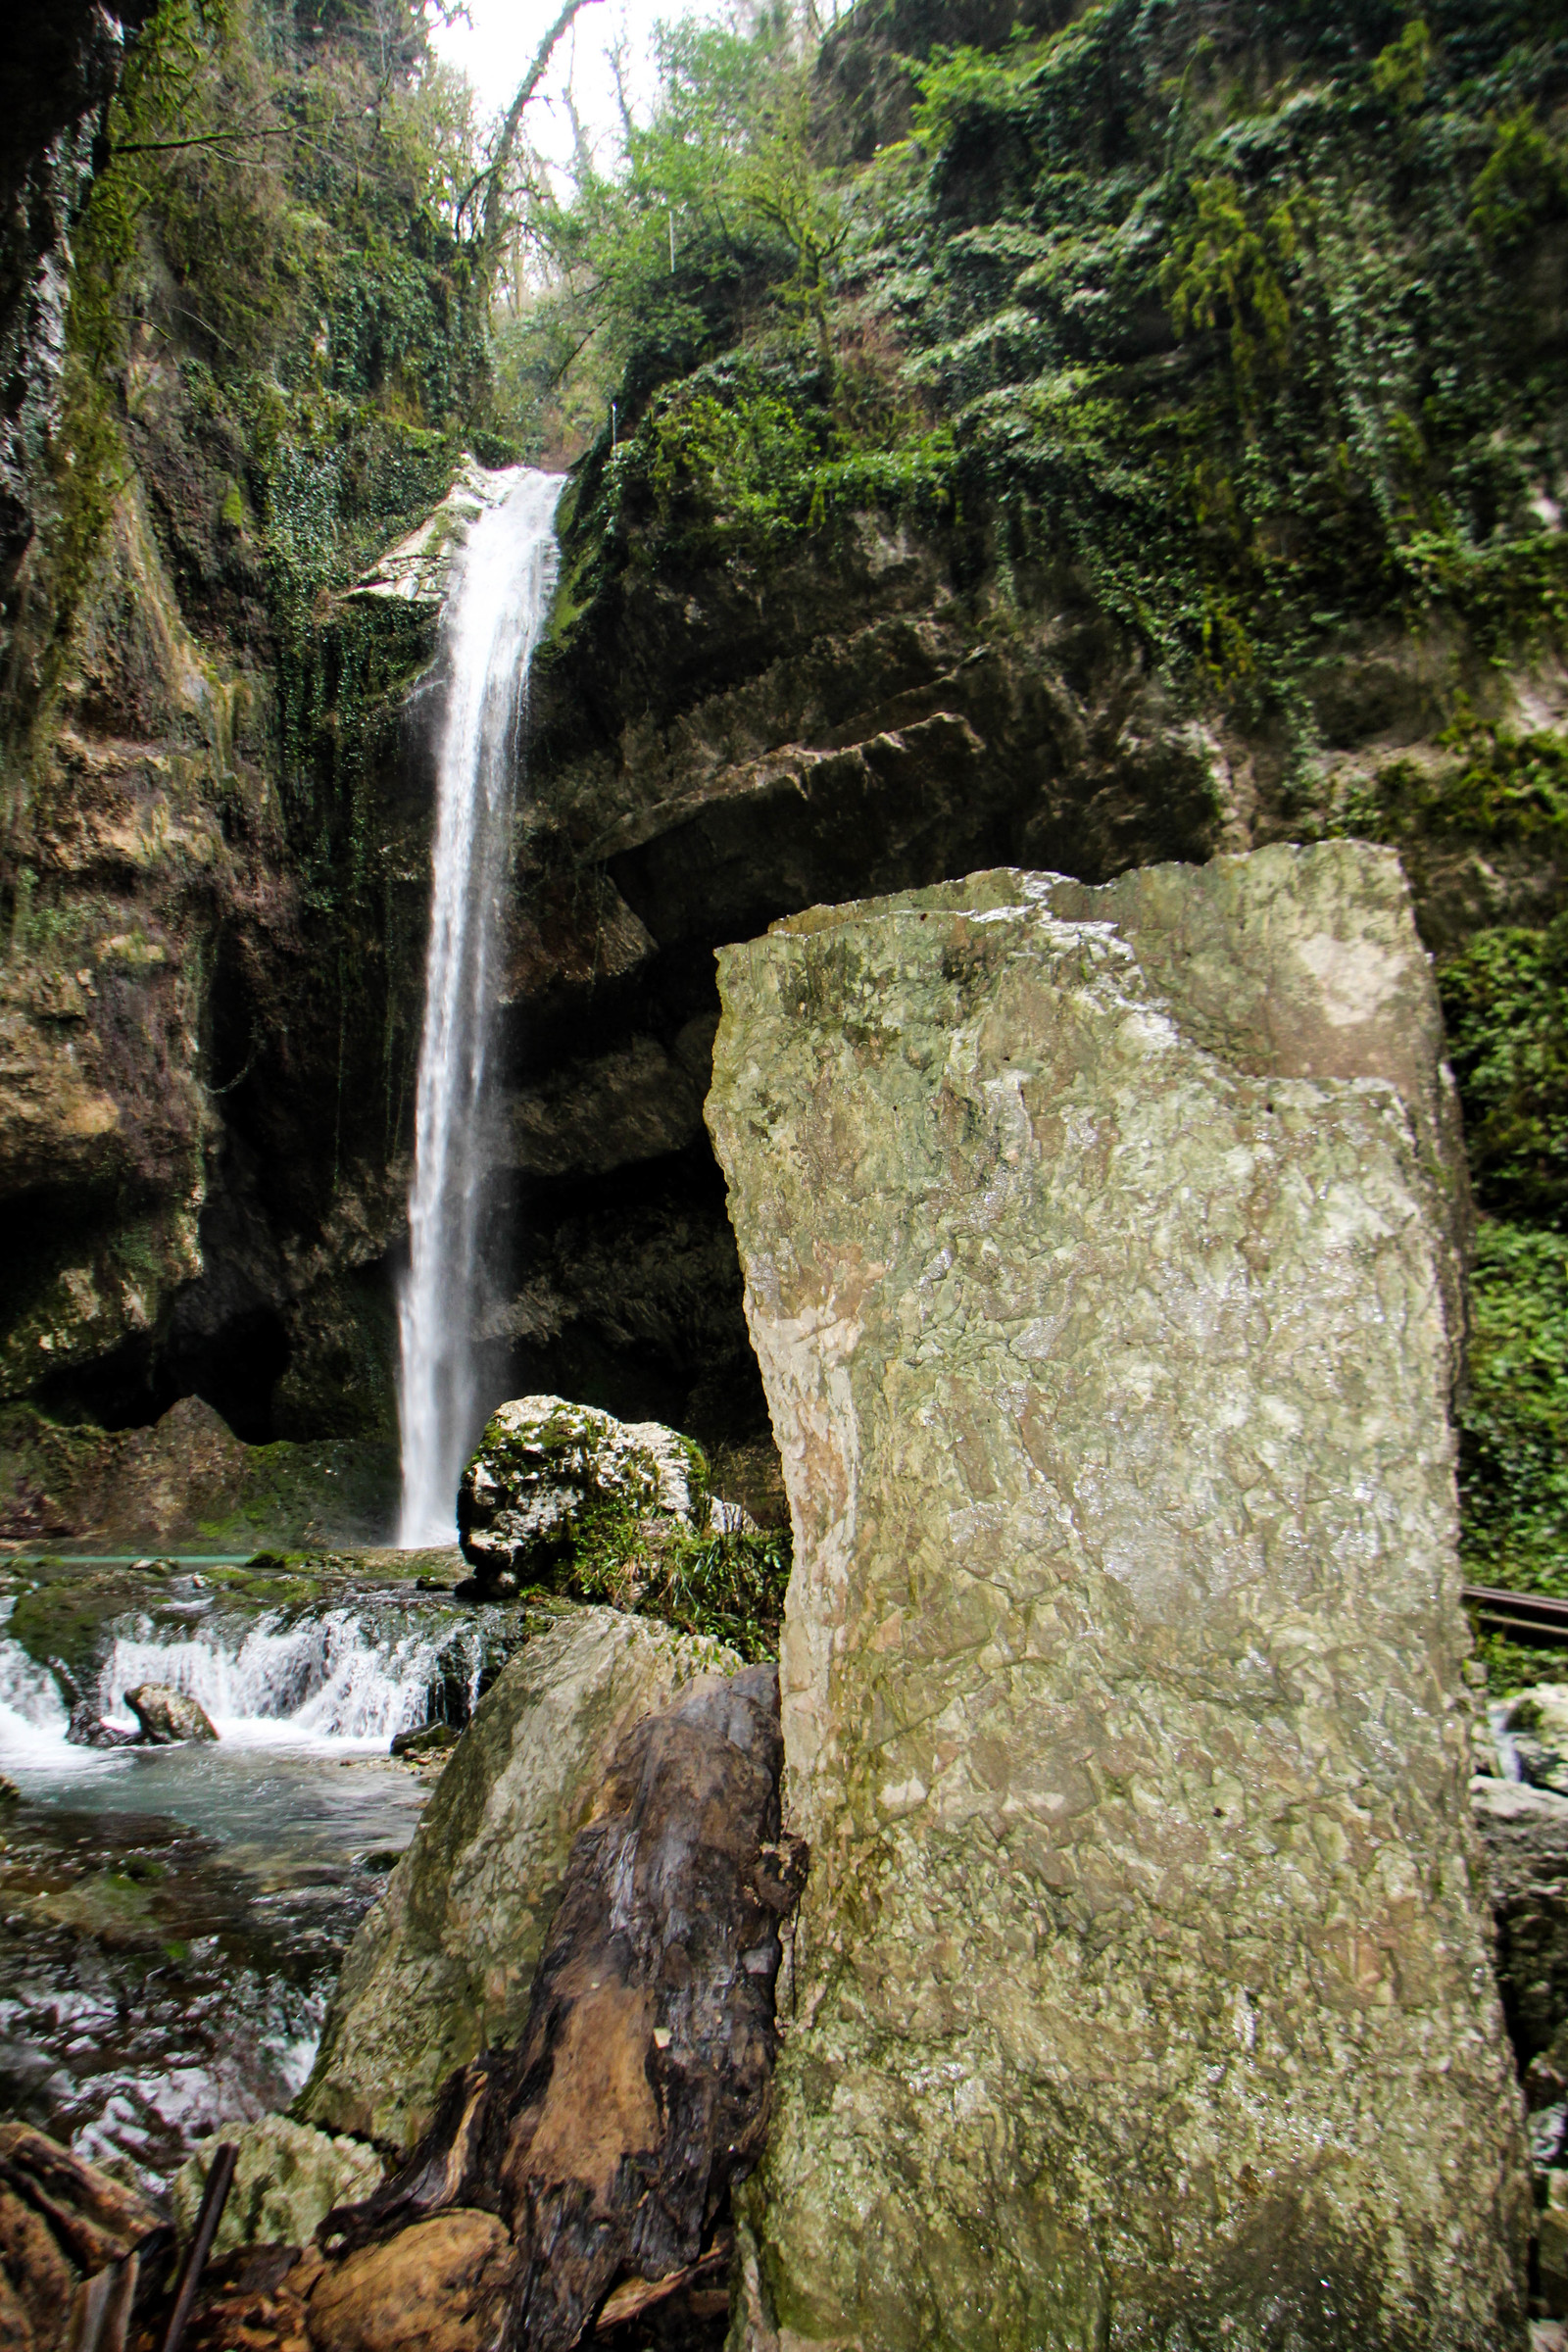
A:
[123, 1683, 219, 1743]
[64, 1700, 137, 1749]
[298, 1607, 742, 2154]
[706, 847, 1530, 2349]
[456, 1396, 706, 1598]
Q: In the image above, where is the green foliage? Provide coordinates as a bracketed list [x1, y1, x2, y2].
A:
[838, 0, 1568, 715]
[564, 344, 955, 579]
[544, 0, 1566, 717]
[1160, 174, 1297, 408]
[493, 6, 867, 454]
[1470, 106, 1568, 248]
[1477, 1631, 1567, 1697]
[529, 1499, 792, 1663]
[1440, 922, 1568, 1225]
[1330, 717, 1568, 851]
[1460, 1222, 1568, 1596]
[1371, 18, 1433, 110]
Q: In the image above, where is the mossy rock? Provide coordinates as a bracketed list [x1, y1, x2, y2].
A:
[456, 1393, 709, 1598]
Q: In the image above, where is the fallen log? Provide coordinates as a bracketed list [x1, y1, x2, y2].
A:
[318, 1662, 806, 2352]
[0, 2124, 172, 2352]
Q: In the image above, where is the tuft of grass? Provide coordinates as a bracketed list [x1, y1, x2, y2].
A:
[526, 1498, 792, 1664]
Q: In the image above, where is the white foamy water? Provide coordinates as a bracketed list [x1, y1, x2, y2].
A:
[0, 1601, 490, 1777]
[0, 1614, 68, 1760]
[94, 1606, 481, 1743]
[397, 466, 563, 1546]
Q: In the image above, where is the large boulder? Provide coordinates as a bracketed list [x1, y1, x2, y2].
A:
[456, 1395, 708, 1598]
[296, 1607, 740, 2155]
[706, 847, 1530, 2350]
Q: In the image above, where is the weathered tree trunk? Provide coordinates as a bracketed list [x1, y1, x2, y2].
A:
[317, 1663, 806, 2352]
[0, 2124, 172, 2352]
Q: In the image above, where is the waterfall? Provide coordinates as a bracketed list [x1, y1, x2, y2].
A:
[397, 466, 563, 1546]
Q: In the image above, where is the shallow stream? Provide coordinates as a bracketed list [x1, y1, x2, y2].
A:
[0, 1564, 518, 2199]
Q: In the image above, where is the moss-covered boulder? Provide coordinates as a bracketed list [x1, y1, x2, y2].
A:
[708, 846, 1530, 2351]
[455, 1394, 707, 1599]
[296, 1605, 740, 2155]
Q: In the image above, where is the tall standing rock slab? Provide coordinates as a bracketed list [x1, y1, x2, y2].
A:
[706, 847, 1530, 2351]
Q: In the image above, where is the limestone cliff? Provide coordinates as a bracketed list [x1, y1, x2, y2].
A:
[1, 0, 1565, 1576]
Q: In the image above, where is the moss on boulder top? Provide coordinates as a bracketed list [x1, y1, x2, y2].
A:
[456, 1393, 710, 1598]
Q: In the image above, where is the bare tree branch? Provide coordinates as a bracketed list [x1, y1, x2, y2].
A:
[477, 0, 607, 290]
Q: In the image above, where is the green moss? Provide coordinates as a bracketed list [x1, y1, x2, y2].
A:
[1459, 1222, 1568, 1595]
[1476, 1633, 1567, 1697]
[1439, 924, 1568, 1224]
[530, 1503, 792, 1664]
[1160, 172, 1298, 410]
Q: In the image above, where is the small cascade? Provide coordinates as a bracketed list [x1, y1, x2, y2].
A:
[397, 466, 564, 1546]
[0, 1595, 498, 1766]
[93, 1605, 490, 1742]
[0, 1607, 68, 1754]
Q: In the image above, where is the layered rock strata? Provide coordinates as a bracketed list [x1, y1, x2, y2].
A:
[706, 845, 1530, 2349]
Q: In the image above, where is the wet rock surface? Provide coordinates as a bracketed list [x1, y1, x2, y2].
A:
[318, 1661, 799, 2352]
[0, 1782, 422, 2196]
[122, 1684, 219, 1744]
[299, 1609, 741, 2156]
[707, 847, 1529, 2349]
[1482, 1771, 1568, 2082]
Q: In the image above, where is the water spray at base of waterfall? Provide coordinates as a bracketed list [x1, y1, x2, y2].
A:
[396, 466, 564, 1548]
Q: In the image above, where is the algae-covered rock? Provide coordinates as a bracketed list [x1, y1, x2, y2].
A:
[707, 845, 1530, 2350]
[296, 1606, 740, 2154]
[172, 2116, 385, 2257]
[456, 1393, 706, 1597]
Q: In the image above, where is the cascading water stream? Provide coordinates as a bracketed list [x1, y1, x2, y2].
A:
[0, 1590, 501, 2194]
[0, 1597, 498, 1764]
[397, 466, 563, 1546]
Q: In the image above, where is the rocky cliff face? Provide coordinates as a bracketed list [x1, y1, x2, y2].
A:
[2, 0, 1565, 1558]
[707, 847, 1528, 2348]
[0, 0, 469, 1517]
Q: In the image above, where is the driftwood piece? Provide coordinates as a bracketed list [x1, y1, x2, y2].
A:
[164, 2245, 322, 2352]
[321, 1663, 806, 2351]
[159, 2142, 235, 2352]
[0, 2126, 171, 2352]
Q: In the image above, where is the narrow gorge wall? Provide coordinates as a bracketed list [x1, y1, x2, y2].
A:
[707, 844, 1528, 2350]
